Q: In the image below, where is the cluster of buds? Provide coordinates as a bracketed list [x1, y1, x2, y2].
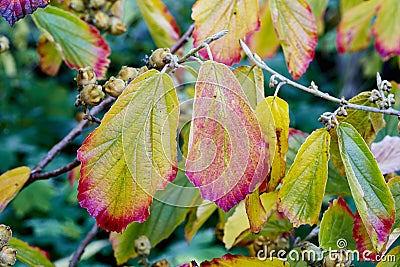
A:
[74, 65, 148, 120]
[0, 225, 17, 266]
[0, 36, 9, 54]
[369, 73, 395, 109]
[318, 112, 337, 130]
[252, 234, 289, 257]
[69, 0, 126, 35]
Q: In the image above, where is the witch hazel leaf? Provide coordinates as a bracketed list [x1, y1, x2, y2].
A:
[8, 238, 54, 267]
[245, 188, 267, 233]
[278, 128, 330, 227]
[247, 0, 280, 59]
[337, 122, 395, 251]
[233, 65, 265, 110]
[0, 0, 48, 26]
[78, 70, 179, 232]
[269, 0, 318, 79]
[192, 0, 260, 65]
[0, 166, 30, 213]
[353, 212, 378, 261]
[32, 6, 110, 79]
[136, 0, 180, 48]
[37, 35, 63, 76]
[185, 61, 268, 211]
[371, 136, 400, 175]
[373, 0, 400, 58]
[306, 0, 328, 35]
[319, 197, 356, 250]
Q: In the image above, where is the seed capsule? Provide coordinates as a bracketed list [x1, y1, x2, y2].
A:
[94, 11, 110, 31]
[134, 236, 151, 257]
[149, 48, 173, 69]
[0, 246, 17, 266]
[151, 259, 171, 267]
[109, 17, 126, 35]
[69, 0, 86, 12]
[90, 0, 106, 9]
[117, 66, 138, 82]
[76, 67, 97, 89]
[103, 76, 125, 97]
[0, 225, 12, 248]
[80, 84, 105, 106]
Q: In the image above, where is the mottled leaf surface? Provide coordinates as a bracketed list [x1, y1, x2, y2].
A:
[78, 70, 179, 232]
[186, 61, 267, 211]
[319, 197, 356, 250]
[33, 6, 110, 78]
[278, 129, 330, 227]
[337, 122, 395, 251]
[9, 238, 54, 267]
[37, 35, 62, 76]
[0, 166, 30, 212]
[353, 212, 378, 260]
[0, 0, 48, 25]
[110, 171, 200, 264]
[233, 65, 264, 110]
[192, 0, 260, 65]
[269, 0, 317, 79]
[136, 0, 180, 48]
[200, 254, 289, 266]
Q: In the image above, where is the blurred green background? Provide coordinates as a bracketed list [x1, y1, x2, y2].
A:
[0, 0, 399, 266]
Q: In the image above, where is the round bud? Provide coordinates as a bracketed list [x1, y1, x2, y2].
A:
[149, 48, 173, 69]
[94, 11, 110, 31]
[0, 36, 10, 53]
[80, 84, 105, 106]
[117, 66, 138, 82]
[0, 246, 17, 266]
[0, 225, 12, 248]
[76, 67, 97, 89]
[109, 17, 127, 35]
[103, 76, 125, 97]
[69, 0, 86, 12]
[134, 236, 151, 257]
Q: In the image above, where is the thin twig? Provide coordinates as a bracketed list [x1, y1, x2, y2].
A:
[31, 97, 115, 174]
[239, 40, 400, 117]
[69, 223, 99, 267]
[170, 24, 195, 54]
[178, 30, 228, 64]
[24, 159, 80, 188]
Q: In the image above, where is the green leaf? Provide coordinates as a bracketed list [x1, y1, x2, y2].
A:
[339, 0, 364, 14]
[233, 65, 265, 110]
[278, 128, 330, 227]
[192, 0, 260, 65]
[8, 238, 54, 267]
[337, 122, 395, 251]
[269, 0, 318, 79]
[200, 254, 289, 266]
[185, 61, 268, 211]
[256, 97, 290, 191]
[78, 70, 179, 232]
[306, 0, 328, 35]
[32, 6, 110, 78]
[0, 166, 30, 213]
[136, 0, 180, 48]
[184, 201, 217, 243]
[110, 171, 201, 265]
[388, 176, 400, 230]
[247, 0, 280, 59]
[319, 197, 356, 250]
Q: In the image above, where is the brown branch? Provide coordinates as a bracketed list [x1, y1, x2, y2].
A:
[69, 223, 99, 267]
[170, 24, 195, 54]
[31, 97, 115, 174]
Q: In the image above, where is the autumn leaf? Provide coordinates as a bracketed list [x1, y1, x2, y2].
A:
[377, 246, 400, 266]
[32, 6, 110, 79]
[136, 0, 180, 48]
[269, 0, 318, 79]
[337, 122, 395, 251]
[184, 201, 217, 243]
[191, 0, 260, 65]
[0, 166, 30, 213]
[233, 65, 265, 110]
[37, 35, 63, 76]
[353, 212, 378, 260]
[78, 70, 179, 232]
[0, 0, 49, 26]
[185, 61, 268, 211]
[245, 189, 267, 233]
[278, 128, 330, 227]
[371, 136, 400, 175]
[319, 197, 356, 250]
[200, 254, 289, 266]
[247, 0, 280, 59]
[306, 0, 328, 35]
[9, 238, 54, 267]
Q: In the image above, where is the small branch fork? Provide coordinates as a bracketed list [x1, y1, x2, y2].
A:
[239, 40, 400, 120]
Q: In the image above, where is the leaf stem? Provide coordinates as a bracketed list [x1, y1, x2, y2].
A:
[239, 40, 400, 117]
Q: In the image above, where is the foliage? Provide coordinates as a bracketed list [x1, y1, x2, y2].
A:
[0, 0, 400, 266]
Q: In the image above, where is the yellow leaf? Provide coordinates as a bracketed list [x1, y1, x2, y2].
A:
[0, 166, 30, 212]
